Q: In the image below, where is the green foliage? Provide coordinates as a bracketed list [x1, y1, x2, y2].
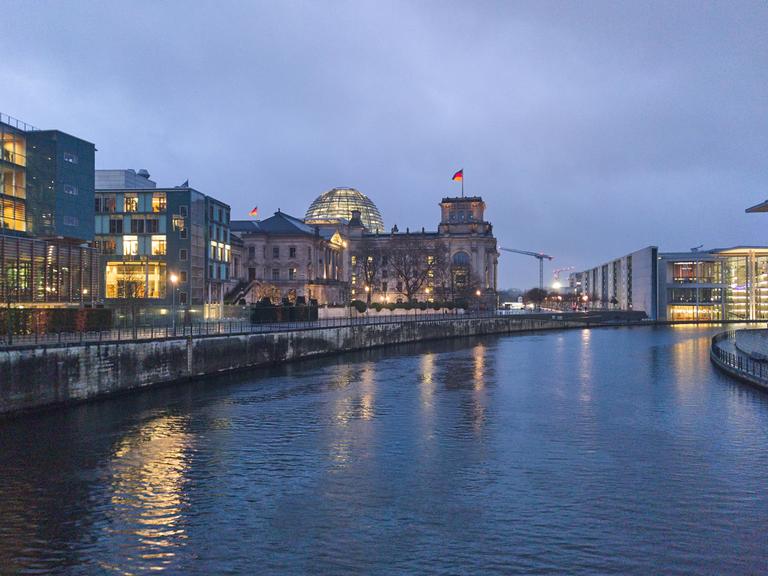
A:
[372, 302, 383, 312]
[350, 300, 368, 313]
[418, 302, 428, 310]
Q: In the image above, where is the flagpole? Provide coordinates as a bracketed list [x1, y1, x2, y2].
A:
[462, 171, 464, 198]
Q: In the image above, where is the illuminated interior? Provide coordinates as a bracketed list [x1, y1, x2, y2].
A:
[0, 130, 26, 167]
[304, 187, 384, 232]
[0, 166, 25, 199]
[668, 305, 722, 321]
[106, 261, 167, 299]
[1, 196, 26, 232]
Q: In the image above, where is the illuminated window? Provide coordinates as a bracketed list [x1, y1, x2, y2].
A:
[172, 215, 185, 232]
[63, 184, 78, 196]
[152, 193, 167, 212]
[123, 235, 139, 256]
[63, 152, 78, 164]
[0, 197, 26, 232]
[151, 235, 166, 256]
[124, 195, 138, 212]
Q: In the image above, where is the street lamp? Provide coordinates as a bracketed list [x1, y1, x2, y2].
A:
[170, 273, 178, 333]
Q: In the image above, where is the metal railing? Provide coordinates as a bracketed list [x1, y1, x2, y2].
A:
[0, 112, 38, 132]
[0, 310, 600, 350]
[711, 331, 768, 386]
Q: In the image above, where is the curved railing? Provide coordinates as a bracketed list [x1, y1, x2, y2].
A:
[710, 331, 768, 389]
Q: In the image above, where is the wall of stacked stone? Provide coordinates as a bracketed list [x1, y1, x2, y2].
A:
[0, 316, 587, 416]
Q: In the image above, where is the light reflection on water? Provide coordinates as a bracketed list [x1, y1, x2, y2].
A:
[1, 326, 768, 575]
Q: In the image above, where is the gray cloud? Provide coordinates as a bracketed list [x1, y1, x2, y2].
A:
[2, 0, 766, 288]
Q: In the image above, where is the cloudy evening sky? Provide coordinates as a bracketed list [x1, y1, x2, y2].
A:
[2, 0, 766, 288]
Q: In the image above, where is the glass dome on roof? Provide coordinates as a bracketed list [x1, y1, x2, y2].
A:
[304, 187, 384, 232]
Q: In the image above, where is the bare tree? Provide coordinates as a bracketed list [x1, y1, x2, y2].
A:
[352, 236, 382, 305]
[388, 234, 448, 302]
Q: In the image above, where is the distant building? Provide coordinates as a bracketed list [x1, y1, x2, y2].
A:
[570, 245, 768, 321]
[229, 211, 348, 305]
[94, 183, 231, 312]
[229, 187, 499, 306]
[1, 113, 99, 307]
[95, 168, 156, 190]
[569, 247, 658, 317]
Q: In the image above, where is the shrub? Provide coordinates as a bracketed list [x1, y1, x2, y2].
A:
[350, 300, 367, 314]
[386, 303, 396, 311]
[418, 302, 428, 311]
[372, 302, 383, 312]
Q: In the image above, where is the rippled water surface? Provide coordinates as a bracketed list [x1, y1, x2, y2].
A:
[2, 326, 768, 575]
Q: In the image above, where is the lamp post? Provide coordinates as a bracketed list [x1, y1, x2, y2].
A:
[170, 273, 178, 334]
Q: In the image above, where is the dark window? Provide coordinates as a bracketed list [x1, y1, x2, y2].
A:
[64, 184, 78, 196]
[179, 205, 188, 217]
[109, 218, 123, 234]
[179, 292, 188, 305]
[63, 152, 78, 164]
[179, 249, 188, 261]
[130, 219, 145, 234]
[248, 267, 256, 281]
[273, 246, 279, 259]
[180, 228, 187, 239]
[289, 247, 296, 258]
[382, 282, 388, 292]
[146, 218, 159, 233]
[272, 268, 280, 280]
[94, 197, 102, 212]
[180, 271, 188, 283]
[248, 246, 256, 259]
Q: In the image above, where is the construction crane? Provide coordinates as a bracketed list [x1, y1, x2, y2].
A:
[501, 248, 553, 290]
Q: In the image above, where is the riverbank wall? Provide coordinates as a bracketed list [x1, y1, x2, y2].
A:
[711, 329, 768, 391]
[0, 312, 645, 416]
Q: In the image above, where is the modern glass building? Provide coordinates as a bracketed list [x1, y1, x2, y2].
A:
[94, 179, 231, 311]
[305, 187, 384, 233]
[571, 245, 768, 321]
[1, 113, 99, 307]
[657, 247, 768, 321]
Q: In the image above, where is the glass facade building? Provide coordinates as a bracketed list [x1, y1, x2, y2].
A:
[1, 113, 99, 307]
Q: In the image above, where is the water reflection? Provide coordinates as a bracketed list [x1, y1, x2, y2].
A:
[1, 327, 768, 575]
[101, 413, 192, 573]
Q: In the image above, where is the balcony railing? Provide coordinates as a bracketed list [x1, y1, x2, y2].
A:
[0, 112, 38, 132]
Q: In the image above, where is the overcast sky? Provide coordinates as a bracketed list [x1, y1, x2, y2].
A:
[3, 1, 766, 288]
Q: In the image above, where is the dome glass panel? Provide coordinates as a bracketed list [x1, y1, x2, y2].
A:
[304, 187, 384, 232]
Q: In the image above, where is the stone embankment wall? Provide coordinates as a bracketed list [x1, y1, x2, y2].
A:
[0, 315, 630, 416]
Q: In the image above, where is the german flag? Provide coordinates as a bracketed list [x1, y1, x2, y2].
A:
[452, 169, 463, 181]
[248, 206, 259, 217]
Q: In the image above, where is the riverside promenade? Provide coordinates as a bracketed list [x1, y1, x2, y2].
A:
[711, 328, 768, 390]
[0, 310, 645, 416]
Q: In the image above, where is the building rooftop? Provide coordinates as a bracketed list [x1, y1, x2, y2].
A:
[745, 200, 768, 213]
[232, 211, 318, 236]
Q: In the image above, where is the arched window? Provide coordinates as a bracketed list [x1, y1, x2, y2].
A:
[452, 251, 470, 267]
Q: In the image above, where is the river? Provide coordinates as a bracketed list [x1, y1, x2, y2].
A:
[1, 325, 767, 575]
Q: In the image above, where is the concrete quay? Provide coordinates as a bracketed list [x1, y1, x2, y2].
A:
[0, 311, 646, 417]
